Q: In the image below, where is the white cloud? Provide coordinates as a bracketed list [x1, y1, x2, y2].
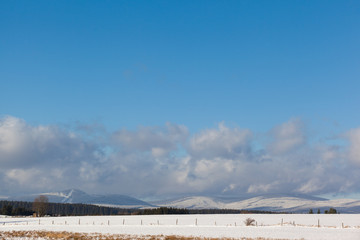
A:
[346, 128, 360, 166]
[297, 179, 325, 194]
[0, 116, 360, 198]
[0, 116, 32, 164]
[151, 147, 168, 158]
[79, 162, 103, 181]
[0, 116, 100, 169]
[5, 168, 42, 185]
[4, 167, 67, 192]
[188, 122, 252, 159]
[247, 182, 279, 194]
[112, 122, 188, 154]
[0, 116, 105, 194]
[268, 118, 305, 155]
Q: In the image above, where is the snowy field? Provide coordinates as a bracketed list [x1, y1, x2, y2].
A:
[1, 214, 360, 240]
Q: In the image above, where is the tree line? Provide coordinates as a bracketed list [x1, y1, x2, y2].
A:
[2, 197, 339, 216]
[1, 199, 288, 216]
[308, 208, 338, 214]
[0, 200, 134, 216]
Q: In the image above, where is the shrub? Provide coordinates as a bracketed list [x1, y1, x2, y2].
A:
[244, 217, 255, 226]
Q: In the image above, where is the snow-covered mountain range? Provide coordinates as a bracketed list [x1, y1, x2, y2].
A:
[7, 189, 360, 213]
[154, 194, 360, 213]
[10, 189, 153, 208]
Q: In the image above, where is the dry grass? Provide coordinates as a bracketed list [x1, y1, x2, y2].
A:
[0, 231, 301, 240]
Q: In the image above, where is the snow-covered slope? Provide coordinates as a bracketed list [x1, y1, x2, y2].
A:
[155, 195, 360, 213]
[11, 189, 153, 208]
[154, 196, 225, 209]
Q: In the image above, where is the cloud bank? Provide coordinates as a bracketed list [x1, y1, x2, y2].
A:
[0, 115, 359, 198]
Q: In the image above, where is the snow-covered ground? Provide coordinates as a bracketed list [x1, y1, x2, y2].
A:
[1, 214, 360, 240]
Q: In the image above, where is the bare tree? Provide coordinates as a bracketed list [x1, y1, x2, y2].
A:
[33, 195, 49, 217]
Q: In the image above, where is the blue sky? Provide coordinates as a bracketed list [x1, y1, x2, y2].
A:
[1, 1, 360, 199]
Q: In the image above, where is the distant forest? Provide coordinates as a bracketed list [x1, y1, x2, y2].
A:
[0, 200, 283, 216]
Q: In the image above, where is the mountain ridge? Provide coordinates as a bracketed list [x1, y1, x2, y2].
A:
[10, 189, 154, 208]
[154, 195, 360, 213]
[7, 189, 360, 213]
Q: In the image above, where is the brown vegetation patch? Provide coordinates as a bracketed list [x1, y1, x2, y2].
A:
[0, 230, 301, 240]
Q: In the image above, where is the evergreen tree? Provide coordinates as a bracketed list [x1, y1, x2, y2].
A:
[324, 208, 337, 214]
[1, 205, 13, 215]
[329, 208, 337, 214]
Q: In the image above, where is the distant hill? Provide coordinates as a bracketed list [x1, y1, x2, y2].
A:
[9, 190, 360, 213]
[11, 189, 154, 208]
[153, 194, 360, 213]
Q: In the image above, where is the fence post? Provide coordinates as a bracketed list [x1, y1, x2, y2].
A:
[318, 219, 320, 228]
